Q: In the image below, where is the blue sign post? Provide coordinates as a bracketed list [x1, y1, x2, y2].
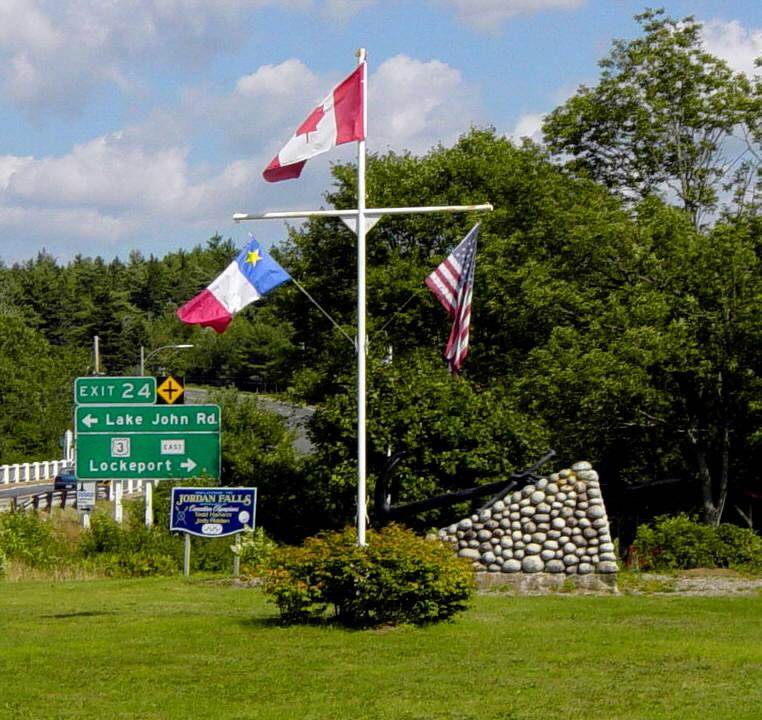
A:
[170, 487, 257, 576]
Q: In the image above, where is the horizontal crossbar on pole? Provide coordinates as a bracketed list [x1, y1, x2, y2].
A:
[232, 203, 493, 222]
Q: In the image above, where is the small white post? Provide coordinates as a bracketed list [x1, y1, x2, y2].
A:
[233, 532, 241, 578]
[145, 481, 153, 527]
[2, 465, 8, 484]
[183, 534, 191, 577]
[82, 512, 91, 530]
[114, 480, 123, 524]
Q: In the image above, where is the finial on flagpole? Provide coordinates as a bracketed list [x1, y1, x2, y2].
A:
[356, 48, 367, 63]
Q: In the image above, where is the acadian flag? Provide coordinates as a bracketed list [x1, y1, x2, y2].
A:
[263, 63, 365, 182]
[425, 223, 479, 374]
[176, 237, 290, 333]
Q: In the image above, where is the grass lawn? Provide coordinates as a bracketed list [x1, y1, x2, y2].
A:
[0, 578, 760, 720]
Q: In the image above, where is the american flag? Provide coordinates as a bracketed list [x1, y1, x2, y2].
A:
[425, 223, 479, 373]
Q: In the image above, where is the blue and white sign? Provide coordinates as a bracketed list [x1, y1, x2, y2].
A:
[170, 487, 257, 538]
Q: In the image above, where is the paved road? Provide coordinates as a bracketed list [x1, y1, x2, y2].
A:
[0, 481, 54, 501]
[184, 388, 315, 454]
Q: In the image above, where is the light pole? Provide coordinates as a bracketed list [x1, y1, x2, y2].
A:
[140, 344, 194, 376]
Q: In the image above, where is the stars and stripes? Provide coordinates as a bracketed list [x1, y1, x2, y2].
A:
[425, 223, 479, 373]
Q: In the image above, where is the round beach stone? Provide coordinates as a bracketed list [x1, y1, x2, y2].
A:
[559, 469, 572, 479]
[487, 564, 502, 573]
[522, 533, 532, 543]
[500, 536, 514, 548]
[583, 527, 598, 540]
[502, 559, 522, 573]
[511, 490, 522, 503]
[458, 548, 480, 560]
[485, 519, 499, 530]
[551, 518, 566, 530]
[575, 508, 587, 517]
[555, 549, 563, 559]
[493, 528, 504, 538]
[597, 561, 618, 573]
[588, 505, 606, 519]
[514, 540, 525, 549]
[525, 543, 542, 555]
[577, 563, 593, 575]
[545, 540, 559, 550]
[599, 542, 615, 553]
[600, 552, 617, 562]
[522, 485, 536, 497]
[572, 461, 592, 472]
[578, 517, 591, 528]
[490, 537, 501, 546]
[534, 513, 550, 524]
[536, 522, 550, 532]
[510, 512, 521, 521]
[574, 481, 587, 493]
[514, 549, 525, 560]
[545, 483, 559, 494]
[520, 506, 536, 517]
[458, 518, 473, 530]
[576, 469, 598, 482]
[549, 472, 560, 482]
[581, 554, 591, 563]
[592, 518, 608, 529]
[500, 518, 512, 529]
[467, 540, 479, 548]
[563, 553, 579, 566]
[530, 491, 545, 504]
[522, 520, 537, 533]
[447, 523, 458, 534]
[479, 542, 492, 552]
[546, 559, 565, 573]
[573, 535, 587, 547]
[479, 509, 491, 522]
[587, 487, 601, 499]
[456, 530, 465, 539]
[512, 530, 523, 541]
[522, 555, 544, 573]
[574, 546, 587, 557]
[482, 551, 497, 565]
[531, 532, 547, 544]
[477, 529, 492, 541]
[519, 498, 531, 508]
[536, 478, 548, 490]
[588, 537, 599, 546]
[556, 492, 567, 502]
[492, 500, 505, 512]
[548, 530, 561, 540]
[563, 542, 577, 554]
[551, 501, 563, 510]
[560, 507, 574, 519]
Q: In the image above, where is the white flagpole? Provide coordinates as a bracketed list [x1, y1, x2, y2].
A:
[356, 48, 368, 546]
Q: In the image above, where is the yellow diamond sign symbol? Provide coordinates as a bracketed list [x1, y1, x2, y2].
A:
[156, 375, 185, 405]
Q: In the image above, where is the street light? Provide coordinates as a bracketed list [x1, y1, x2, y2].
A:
[140, 344, 194, 376]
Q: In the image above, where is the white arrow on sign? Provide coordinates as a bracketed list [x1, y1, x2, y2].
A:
[180, 458, 197, 473]
[82, 413, 99, 428]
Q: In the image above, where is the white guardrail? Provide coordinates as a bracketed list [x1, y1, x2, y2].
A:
[1, 459, 70, 484]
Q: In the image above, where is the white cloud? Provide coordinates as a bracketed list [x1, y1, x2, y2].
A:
[370, 55, 483, 153]
[0, 51, 484, 261]
[321, 0, 377, 22]
[437, 0, 586, 33]
[702, 19, 762, 78]
[508, 112, 544, 143]
[0, 0, 345, 115]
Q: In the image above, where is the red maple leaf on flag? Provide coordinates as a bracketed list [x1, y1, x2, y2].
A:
[296, 105, 325, 141]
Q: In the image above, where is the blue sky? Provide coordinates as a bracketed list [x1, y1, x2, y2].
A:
[0, 0, 759, 263]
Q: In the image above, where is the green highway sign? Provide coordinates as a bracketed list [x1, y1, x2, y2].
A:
[75, 405, 219, 433]
[75, 404, 221, 481]
[75, 376, 157, 405]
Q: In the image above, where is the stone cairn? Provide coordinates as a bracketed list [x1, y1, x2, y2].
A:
[438, 462, 617, 575]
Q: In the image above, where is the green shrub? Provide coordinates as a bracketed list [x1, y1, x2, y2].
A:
[633, 514, 762, 570]
[99, 551, 178, 578]
[0, 548, 6, 577]
[79, 513, 182, 576]
[0, 510, 57, 567]
[237, 528, 277, 574]
[262, 524, 475, 627]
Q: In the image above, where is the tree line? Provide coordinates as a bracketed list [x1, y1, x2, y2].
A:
[1, 10, 759, 537]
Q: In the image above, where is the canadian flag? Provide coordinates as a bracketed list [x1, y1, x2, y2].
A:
[263, 63, 365, 182]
